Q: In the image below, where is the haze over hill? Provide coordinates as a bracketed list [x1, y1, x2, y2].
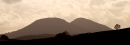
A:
[15, 34, 55, 40]
[5, 18, 112, 38]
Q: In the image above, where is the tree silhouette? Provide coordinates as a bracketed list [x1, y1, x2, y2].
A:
[114, 24, 121, 30]
[62, 30, 69, 35]
[87, 32, 91, 34]
[1, 34, 9, 40]
[55, 30, 70, 38]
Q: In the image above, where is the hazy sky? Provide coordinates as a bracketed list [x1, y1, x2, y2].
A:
[0, 0, 130, 34]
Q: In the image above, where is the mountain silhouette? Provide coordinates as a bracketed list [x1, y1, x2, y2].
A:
[70, 18, 112, 32]
[5, 18, 112, 38]
[5, 18, 86, 38]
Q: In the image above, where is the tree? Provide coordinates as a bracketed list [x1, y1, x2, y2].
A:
[87, 32, 91, 34]
[114, 24, 121, 30]
[62, 30, 69, 35]
[1, 34, 9, 40]
[55, 30, 70, 38]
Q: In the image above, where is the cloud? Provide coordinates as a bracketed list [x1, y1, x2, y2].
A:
[112, 1, 130, 7]
[107, 8, 124, 17]
[0, 0, 130, 34]
[89, 0, 106, 6]
[1, 0, 22, 4]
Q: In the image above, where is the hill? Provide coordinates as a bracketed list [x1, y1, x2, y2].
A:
[5, 18, 112, 39]
[5, 18, 86, 38]
[70, 18, 112, 32]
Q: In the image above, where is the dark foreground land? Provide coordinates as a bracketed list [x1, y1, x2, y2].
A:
[0, 28, 130, 44]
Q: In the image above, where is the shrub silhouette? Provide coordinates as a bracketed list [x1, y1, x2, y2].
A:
[87, 32, 91, 34]
[114, 24, 121, 30]
[55, 31, 71, 38]
[1, 34, 9, 40]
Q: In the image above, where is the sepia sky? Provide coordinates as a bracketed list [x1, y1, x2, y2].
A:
[0, 0, 130, 34]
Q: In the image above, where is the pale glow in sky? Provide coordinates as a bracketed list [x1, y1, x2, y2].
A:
[0, 0, 130, 34]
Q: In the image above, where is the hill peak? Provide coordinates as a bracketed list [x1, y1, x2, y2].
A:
[71, 18, 112, 32]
